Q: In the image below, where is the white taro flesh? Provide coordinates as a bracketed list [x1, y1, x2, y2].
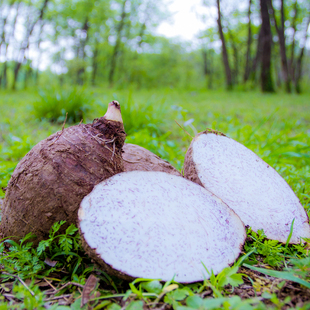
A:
[78, 171, 246, 283]
[184, 132, 310, 244]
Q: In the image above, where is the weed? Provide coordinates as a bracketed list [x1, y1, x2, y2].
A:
[33, 86, 91, 123]
[1, 88, 310, 308]
[0, 221, 88, 282]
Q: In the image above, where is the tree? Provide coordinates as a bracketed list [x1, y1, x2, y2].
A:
[267, 0, 291, 93]
[108, 0, 128, 86]
[260, 0, 275, 92]
[216, 0, 232, 90]
[12, 0, 49, 90]
[243, 0, 252, 83]
[295, 14, 310, 93]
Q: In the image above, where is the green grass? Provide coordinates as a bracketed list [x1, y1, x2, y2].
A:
[0, 87, 310, 308]
[32, 86, 92, 124]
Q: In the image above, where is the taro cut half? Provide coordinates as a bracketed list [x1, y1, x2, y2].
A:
[78, 171, 246, 283]
[184, 132, 310, 244]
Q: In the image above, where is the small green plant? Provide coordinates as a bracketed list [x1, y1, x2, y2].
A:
[0, 221, 88, 282]
[244, 227, 308, 268]
[0, 134, 34, 198]
[244, 228, 286, 267]
[33, 86, 91, 123]
[287, 253, 310, 282]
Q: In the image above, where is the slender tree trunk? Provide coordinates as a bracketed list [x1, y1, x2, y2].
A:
[0, 0, 16, 88]
[250, 27, 262, 82]
[109, 0, 127, 86]
[295, 15, 310, 93]
[228, 29, 239, 85]
[202, 48, 212, 89]
[288, 0, 298, 84]
[260, 0, 275, 92]
[24, 64, 32, 89]
[275, 61, 282, 88]
[202, 49, 208, 76]
[268, 0, 291, 92]
[12, 0, 49, 90]
[208, 50, 213, 89]
[243, 0, 252, 83]
[137, 22, 146, 48]
[76, 17, 89, 85]
[0, 0, 14, 54]
[34, 19, 46, 85]
[91, 41, 99, 86]
[216, 0, 232, 90]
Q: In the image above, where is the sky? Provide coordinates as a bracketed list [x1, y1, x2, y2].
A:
[155, 0, 215, 41]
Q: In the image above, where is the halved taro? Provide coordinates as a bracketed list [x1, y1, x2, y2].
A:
[78, 171, 246, 283]
[184, 131, 310, 244]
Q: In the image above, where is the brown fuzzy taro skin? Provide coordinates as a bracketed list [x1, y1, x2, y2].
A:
[0, 101, 126, 244]
[122, 143, 181, 176]
[184, 131, 310, 244]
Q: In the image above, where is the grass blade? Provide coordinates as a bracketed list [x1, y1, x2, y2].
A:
[243, 263, 310, 289]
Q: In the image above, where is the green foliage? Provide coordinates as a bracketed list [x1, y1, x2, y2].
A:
[0, 282, 47, 310]
[244, 228, 308, 268]
[245, 229, 286, 267]
[244, 263, 310, 290]
[97, 91, 166, 135]
[180, 295, 267, 310]
[289, 255, 310, 282]
[0, 221, 86, 282]
[0, 134, 34, 198]
[1, 89, 310, 308]
[33, 86, 92, 123]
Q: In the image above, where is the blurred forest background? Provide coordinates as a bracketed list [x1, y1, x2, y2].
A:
[0, 0, 309, 93]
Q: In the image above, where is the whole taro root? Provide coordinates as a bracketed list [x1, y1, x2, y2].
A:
[122, 143, 181, 176]
[0, 101, 126, 244]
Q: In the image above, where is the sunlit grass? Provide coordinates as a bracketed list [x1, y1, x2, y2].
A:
[0, 87, 310, 308]
[0, 88, 309, 204]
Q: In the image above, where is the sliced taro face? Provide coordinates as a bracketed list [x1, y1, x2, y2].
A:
[184, 132, 310, 244]
[78, 171, 246, 283]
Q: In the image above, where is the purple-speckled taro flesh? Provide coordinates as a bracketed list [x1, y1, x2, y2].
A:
[78, 171, 246, 283]
[184, 132, 310, 244]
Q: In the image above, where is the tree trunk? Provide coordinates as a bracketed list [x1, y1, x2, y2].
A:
[228, 29, 239, 85]
[202, 49, 208, 76]
[260, 0, 275, 92]
[275, 61, 282, 88]
[216, 0, 232, 90]
[76, 17, 89, 85]
[34, 19, 46, 86]
[91, 42, 99, 86]
[243, 0, 252, 83]
[250, 27, 262, 82]
[0, 0, 16, 88]
[288, 0, 298, 84]
[138, 22, 146, 48]
[268, 0, 291, 92]
[12, 0, 49, 90]
[109, 0, 127, 86]
[202, 48, 213, 89]
[295, 15, 310, 93]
